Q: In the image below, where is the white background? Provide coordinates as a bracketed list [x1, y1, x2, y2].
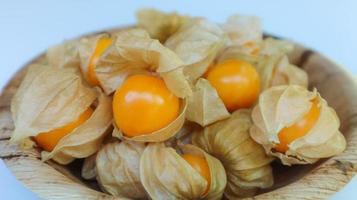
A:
[0, 0, 356, 199]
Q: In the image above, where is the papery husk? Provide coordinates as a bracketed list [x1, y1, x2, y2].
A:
[79, 29, 192, 98]
[250, 85, 346, 165]
[186, 78, 230, 126]
[140, 143, 226, 200]
[11, 64, 96, 143]
[257, 55, 308, 90]
[217, 45, 259, 66]
[41, 91, 113, 164]
[81, 153, 97, 180]
[47, 39, 81, 69]
[78, 33, 118, 88]
[136, 9, 189, 43]
[96, 141, 147, 199]
[78, 32, 142, 94]
[217, 37, 306, 91]
[113, 100, 187, 142]
[165, 19, 226, 82]
[81, 135, 120, 180]
[160, 68, 192, 98]
[170, 121, 202, 146]
[221, 15, 262, 50]
[259, 37, 294, 56]
[192, 109, 273, 199]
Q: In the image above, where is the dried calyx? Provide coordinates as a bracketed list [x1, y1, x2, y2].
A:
[140, 143, 227, 200]
[192, 109, 274, 198]
[250, 85, 346, 165]
[10, 64, 112, 164]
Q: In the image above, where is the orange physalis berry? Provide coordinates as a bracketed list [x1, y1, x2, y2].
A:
[206, 59, 260, 111]
[35, 107, 93, 151]
[113, 74, 180, 137]
[87, 36, 113, 86]
[182, 154, 211, 193]
[275, 98, 321, 153]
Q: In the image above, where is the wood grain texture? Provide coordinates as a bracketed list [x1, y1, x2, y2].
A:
[0, 32, 356, 199]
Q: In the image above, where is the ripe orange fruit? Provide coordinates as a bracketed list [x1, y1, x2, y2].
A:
[113, 74, 180, 137]
[206, 59, 260, 111]
[182, 154, 211, 193]
[275, 98, 321, 153]
[35, 107, 93, 151]
[87, 36, 113, 86]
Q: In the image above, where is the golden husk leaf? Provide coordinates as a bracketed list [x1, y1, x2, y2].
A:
[113, 100, 187, 142]
[165, 19, 226, 82]
[140, 143, 226, 200]
[257, 55, 308, 90]
[259, 37, 294, 56]
[169, 121, 201, 145]
[81, 153, 97, 180]
[79, 29, 192, 98]
[186, 78, 230, 126]
[78, 33, 120, 92]
[136, 9, 189, 43]
[192, 109, 273, 198]
[11, 64, 96, 143]
[221, 15, 262, 49]
[256, 38, 307, 90]
[217, 37, 307, 91]
[96, 141, 147, 199]
[41, 91, 113, 164]
[217, 45, 259, 66]
[10, 64, 112, 164]
[47, 39, 81, 69]
[250, 85, 346, 165]
[81, 135, 120, 180]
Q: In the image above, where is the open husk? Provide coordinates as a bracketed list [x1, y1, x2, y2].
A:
[78, 29, 192, 98]
[164, 19, 228, 126]
[217, 37, 293, 63]
[96, 141, 147, 199]
[217, 45, 259, 66]
[11, 64, 96, 142]
[221, 15, 262, 54]
[186, 78, 230, 126]
[165, 18, 226, 82]
[47, 39, 81, 69]
[10, 64, 112, 164]
[257, 55, 308, 90]
[217, 37, 307, 91]
[78, 33, 113, 88]
[250, 85, 346, 165]
[256, 38, 307, 90]
[259, 37, 294, 56]
[140, 143, 227, 200]
[136, 9, 189, 43]
[113, 100, 187, 142]
[192, 109, 273, 199]
[42, 90, 112, 164]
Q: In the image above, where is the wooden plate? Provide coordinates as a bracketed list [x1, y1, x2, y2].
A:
[0, 29, 356, 200]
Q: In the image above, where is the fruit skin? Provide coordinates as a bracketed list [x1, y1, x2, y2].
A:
[35, 107, 94, 152]
[206, 59, 260, 112]
[113, 74, 180, 137]
[275, 98, 321, 153]
[87, 37, 113, 86]
[182, 154, 211, 193]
